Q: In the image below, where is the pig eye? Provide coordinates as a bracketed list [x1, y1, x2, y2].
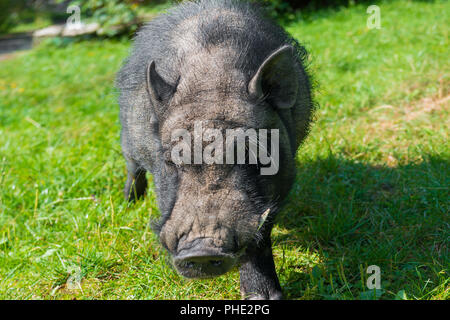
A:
[163, 148, 185, 169]
[163, 149, 173, 163]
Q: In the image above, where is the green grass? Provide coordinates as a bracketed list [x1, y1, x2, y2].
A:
[0, 0, 448, 300]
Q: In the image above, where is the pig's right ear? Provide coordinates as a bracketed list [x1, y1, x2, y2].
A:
[146, 61, 176, 104]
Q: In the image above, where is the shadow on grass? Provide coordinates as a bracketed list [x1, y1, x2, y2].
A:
[274, 155, 448, 299]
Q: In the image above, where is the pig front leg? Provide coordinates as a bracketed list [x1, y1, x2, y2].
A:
[239, 236, 283, 300]
[124, 158, 148, 202]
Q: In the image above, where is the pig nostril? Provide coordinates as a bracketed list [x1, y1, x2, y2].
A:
[183, 259, 223, 268]
[210, 260, 223, 267]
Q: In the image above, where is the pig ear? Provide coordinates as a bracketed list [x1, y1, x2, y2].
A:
[248, 45, 299, 109]
[146, 61, 176, 103]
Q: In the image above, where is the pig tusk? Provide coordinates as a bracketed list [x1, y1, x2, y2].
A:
[257, 208, 271, 231]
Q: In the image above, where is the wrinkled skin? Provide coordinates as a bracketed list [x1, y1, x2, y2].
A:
[116, 0, 313, 300]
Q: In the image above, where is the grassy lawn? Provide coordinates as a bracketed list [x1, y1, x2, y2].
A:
[0, 0, 448, 299]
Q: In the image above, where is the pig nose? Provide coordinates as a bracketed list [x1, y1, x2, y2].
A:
[174, 249, 234, 278]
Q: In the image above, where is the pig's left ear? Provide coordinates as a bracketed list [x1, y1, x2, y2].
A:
[146, 60, 176, 104]
[248, 45, 299, 109]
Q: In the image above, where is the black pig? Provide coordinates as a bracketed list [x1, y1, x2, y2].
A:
[116, 0, 313, 299]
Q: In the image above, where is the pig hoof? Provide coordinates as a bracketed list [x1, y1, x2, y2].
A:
[243, 291, 283, 300]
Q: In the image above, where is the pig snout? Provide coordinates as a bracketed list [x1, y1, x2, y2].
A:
[173, 238, 236, 278]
